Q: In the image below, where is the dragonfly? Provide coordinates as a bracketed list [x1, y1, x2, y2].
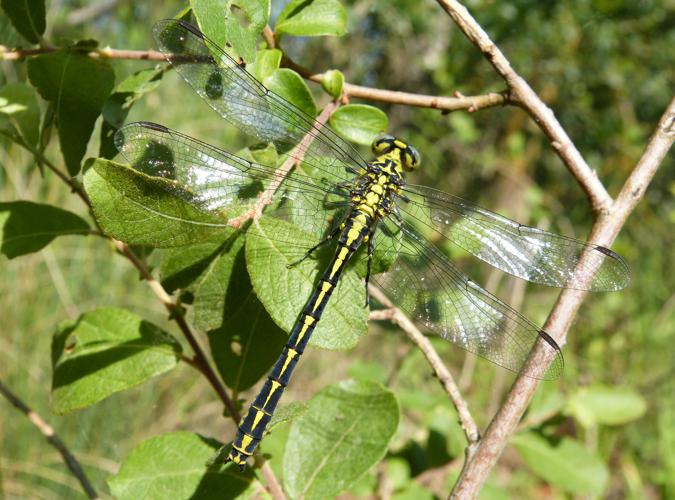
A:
[113, 19, 630, 469]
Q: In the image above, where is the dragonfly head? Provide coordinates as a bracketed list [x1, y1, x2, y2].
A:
[372, 134, 421, 172]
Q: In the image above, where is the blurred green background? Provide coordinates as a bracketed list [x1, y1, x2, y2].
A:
[1, 0, 673, 498]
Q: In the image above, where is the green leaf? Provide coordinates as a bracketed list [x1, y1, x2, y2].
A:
[391, 483, 435, 500]
[284, 380, 399, 498]
[191, 0, 270, 63]
[108, 431, 253, 500]
[27, 50, 114, 175]
[0, 83, 40, 146]
[448, 112, 479, 144]
[276, 0, 347, 37]
[321, 69, 344, 99]
[329, 104, 388, 145]
[511, 433, 609, 495]
[347, 360, 387, 384]
[100, 67, 164, 158]
[250, 48, 282, 82]
[265, 68, 317, 119]
[567, 385, 647, 427]
[1, 0, 45, 43]
[83, 158, 228, 247]
[268, 401, 308, 433]
[385, 458, 411, 492]
[525, 383, 565, 425]
[246, 216, 368, 350]
[209, 293, 288, 391]
[161, 231, 287, 391]
[427, 407, 466, 460]
[194, 232, 287, 389]
[0, 201, 89, 259]
[160, 234, 235, 294]
[51, 307, 182, 414]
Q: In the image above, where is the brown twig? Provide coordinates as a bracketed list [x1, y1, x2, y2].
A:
[0, 46, 166, 61]
[451, 97, 675, 498]
[435, 0, 613, 213]
[280, 52, 510, 113]
[368, 286, 480, 447]
[1, 43, 507, 113]
[0, 130, 90, 206]
[111, 239, 298, 494]
[0, 380, 99, 499]
[112, 240, 241, 422]
[227, 100, 340, 228]
[260, 463, 287, 500]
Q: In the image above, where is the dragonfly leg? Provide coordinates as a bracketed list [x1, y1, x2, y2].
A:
[363, 226, 377, 307]
[336, 180, 355, 190]
[287, 227, 340, 268]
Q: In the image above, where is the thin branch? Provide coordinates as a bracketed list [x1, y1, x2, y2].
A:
[112, 240, 241, 422]
[262, 25, 276, 49]
[260, 463, 287, 500]
[0, 130, 90, 206]
[115, 240, 289, 499]
[280, 52, 510, 113]
[435, 0, 613, 212]
[1, 43, 507, 113]
[0, 46, 166, 61]
[451, 96, 675, 498]
[335, 80, 509, 113]
[227, 99, 340, 228]
[0, 380, 99, 499]
[368, 285, 480, 447]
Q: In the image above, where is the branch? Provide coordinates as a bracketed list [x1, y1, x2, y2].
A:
[451, 96, 674, 498]
[112, 240, 241, 422]
[368, 285, 480, 447]
[280, 51, 510, 113]
[0, 380, 99, 499]
[227, 100, 340, 228]
[0, 130, 90, 206]
[259, 463, 287, 500]
[114, 241, 287, 499]
[0, 46, 166, 61]
[435, 0, 613, 212]
[1, 43, 507, 113]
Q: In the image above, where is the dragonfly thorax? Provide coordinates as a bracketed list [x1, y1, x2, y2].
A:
[348, 161, 404, 221]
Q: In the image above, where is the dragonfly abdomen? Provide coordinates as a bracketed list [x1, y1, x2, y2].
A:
[227, 210, 373, 468]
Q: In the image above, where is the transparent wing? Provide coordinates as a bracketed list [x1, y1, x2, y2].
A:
[399, 184, 630, 292]
[372, 219, 564, 379]
[152, 19, 368, 188]
[114, 121, 352, 246]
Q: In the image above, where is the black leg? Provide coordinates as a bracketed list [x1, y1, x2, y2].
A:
[287, 227, 340, 268]
[364, 229, 377, 307]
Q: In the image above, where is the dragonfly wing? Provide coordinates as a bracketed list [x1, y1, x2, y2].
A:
[400, 184, 630, 291]
[372, 221, 564, 379]
[115, 121, 351, 246]
[152, 19, 367, 187]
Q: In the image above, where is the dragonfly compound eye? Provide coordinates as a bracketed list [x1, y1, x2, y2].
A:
[403, 145, 421, 171]
[372, 134, 396, 155]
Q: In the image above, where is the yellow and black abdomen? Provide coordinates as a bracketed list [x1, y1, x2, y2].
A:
[227, 209, 374, 467]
